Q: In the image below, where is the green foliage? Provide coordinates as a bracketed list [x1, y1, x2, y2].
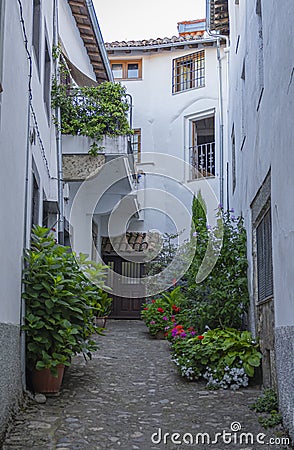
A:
[51, 75, 132, 147]
[251, 388, 279, 413]
[185, 195, 249, 331]
[251, 389, 282, 429]
[171, 328, 262, 388]
[141, 288, 182, 335]
[23, 226, 108, 375]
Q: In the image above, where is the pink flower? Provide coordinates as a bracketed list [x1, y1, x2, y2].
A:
[163, 316, 168, 321]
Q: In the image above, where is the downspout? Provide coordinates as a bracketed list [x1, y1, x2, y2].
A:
[21, 53, 31, 391]
[54, 0, 64, 245]
[85, 0, 114, 82]
[206, 0, 229, 208]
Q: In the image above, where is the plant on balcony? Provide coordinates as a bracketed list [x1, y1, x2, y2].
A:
[51, 56, 132, 155]
[23, 226, 107, 391]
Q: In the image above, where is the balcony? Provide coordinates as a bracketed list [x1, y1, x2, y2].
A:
[62, 135, 134, 181]
[190, 142, 215, 179]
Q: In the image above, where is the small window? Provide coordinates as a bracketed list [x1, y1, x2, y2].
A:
[32, 0, 41, 73]
[231, 125, 236, 192]
[44, 37, 51, 120]
[173, 50, 205, 93]
[132, 129, 141, 163]
[32, 174, 40, 226]
[111, 60, 142, 80]
[256, 208, 273, 302]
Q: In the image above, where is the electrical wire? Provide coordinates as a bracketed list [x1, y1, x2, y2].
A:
[17, 0, 58, 181]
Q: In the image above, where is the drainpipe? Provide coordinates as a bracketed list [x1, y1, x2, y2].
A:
[206, 0, 229, 208]
[54, 0, 64, 245]
[20, 60, 31, 391]
[85, 0, 114, 82]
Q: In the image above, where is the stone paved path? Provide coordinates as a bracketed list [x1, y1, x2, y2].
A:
[1, 321, 291, 450]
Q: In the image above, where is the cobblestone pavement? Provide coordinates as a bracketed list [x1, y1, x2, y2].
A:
[1, 320, 291, 450]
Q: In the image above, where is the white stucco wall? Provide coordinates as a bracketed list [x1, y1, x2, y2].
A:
[228, 0, 294, 438]
[228, 0, 294, 328]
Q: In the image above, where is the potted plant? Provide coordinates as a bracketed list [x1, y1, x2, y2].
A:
[95, 291, 112, 328]
[22, 226, 106, 393]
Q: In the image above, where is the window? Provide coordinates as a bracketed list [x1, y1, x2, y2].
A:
[43, 36, 51, 120]
[32, 174, 40, 226]
[32, 0, 41, 73]
[256, 0, 264, 110]
[132, 129, 141, 163]
[173, 50, 205, 93]
[256, 208, 273, 302]
[231, 125, 236, 192]
[190, 115, 215, 179]
[111, 60, 142, 80]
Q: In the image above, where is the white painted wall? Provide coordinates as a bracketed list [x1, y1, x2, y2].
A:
[228, 0, 294, 328]
[228, 0, 294, 438]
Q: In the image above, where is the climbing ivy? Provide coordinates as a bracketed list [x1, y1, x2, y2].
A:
[51, 53, 132, 154]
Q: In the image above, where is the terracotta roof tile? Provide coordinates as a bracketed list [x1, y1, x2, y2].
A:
[105, 33, 206, 49]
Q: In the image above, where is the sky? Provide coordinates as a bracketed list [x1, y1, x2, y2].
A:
[93, 0, 206, 43]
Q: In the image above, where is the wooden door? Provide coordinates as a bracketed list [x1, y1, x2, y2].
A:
[103, 256, 145, 319]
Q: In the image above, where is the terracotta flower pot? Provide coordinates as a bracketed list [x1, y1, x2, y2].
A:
[96, 317, 107, 328]
[155, 331, 165, 340]
[31, 364, 65, 394]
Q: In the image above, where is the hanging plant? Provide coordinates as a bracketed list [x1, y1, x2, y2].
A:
[51, 54, 132, 154]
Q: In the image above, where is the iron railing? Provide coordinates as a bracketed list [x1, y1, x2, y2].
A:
[190, 142, 215, 179]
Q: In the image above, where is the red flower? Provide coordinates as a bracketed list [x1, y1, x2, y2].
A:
[157, 307, 164, 313]
[172, 305, 181, 313]
[143, 307, 148, 310]
[175, 325, 184, 330]
[187, 327, 194, 331]
[197, 335, 205, 340]
[152, 300, 156, 303]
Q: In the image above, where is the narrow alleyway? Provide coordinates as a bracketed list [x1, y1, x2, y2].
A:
[2, 321, 290, 450]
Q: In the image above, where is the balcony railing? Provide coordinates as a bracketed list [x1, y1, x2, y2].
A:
[190, 142, 215, 179]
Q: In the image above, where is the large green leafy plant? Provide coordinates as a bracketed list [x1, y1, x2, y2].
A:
[171, 328, 262, 389]
[23, 226, 107, 375]
[184, 193, 249, 331]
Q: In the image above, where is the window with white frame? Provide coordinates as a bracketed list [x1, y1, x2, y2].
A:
[172, 50, 205, 93]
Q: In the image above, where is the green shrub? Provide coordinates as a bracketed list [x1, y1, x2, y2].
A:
[23, 226, 107, 374]
[171, 328, 262, 389]
[185, 194, 249, 331]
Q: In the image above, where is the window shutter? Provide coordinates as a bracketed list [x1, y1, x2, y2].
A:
[256, 208, 273, 301]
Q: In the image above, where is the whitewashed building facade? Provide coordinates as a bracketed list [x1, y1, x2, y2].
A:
[106, 22, 229, 236]
[225, 0, 294, 438]
[0, 0, 111, 439]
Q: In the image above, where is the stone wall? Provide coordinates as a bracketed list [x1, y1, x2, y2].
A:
[275, 326, 294, 441]
[0, 324, 22, 443]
